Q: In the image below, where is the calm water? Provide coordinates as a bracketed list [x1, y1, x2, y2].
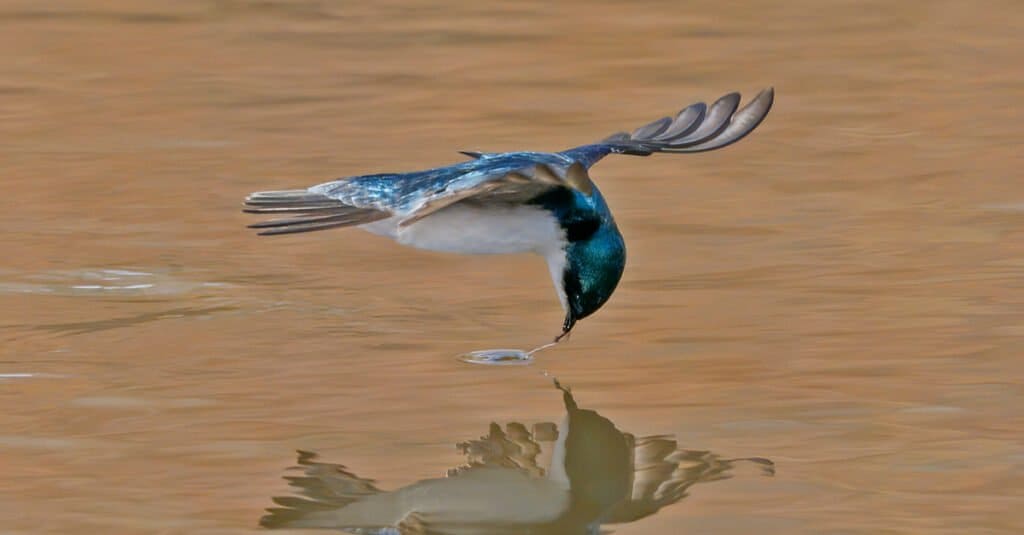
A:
[2, 1, 1022, 533]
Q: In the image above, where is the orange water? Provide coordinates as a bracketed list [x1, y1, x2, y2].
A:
[2, 1, 1022, 533]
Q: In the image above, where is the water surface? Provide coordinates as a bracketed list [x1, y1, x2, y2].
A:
[1, 1, 1022, 533]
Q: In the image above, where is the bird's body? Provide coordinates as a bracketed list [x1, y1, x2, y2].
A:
[346, 153, 575, 259]
[245, 89, 774, 339]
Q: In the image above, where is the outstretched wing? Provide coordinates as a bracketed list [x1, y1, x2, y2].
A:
[244, 156, 594, 235]
[562, 87, 774, 167]
[244, 88, 772, 235]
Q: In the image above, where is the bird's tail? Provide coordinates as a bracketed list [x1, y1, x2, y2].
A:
[260, 450, 395, 530]
[243, 189, 388, 236]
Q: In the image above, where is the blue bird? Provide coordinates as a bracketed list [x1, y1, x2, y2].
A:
[245, 88, 774, 341]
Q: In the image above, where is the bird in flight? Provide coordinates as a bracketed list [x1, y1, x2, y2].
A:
[244, 88, 774, 342]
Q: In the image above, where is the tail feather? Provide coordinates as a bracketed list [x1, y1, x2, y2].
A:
[243, 189, 389, 236]
[243, 204, 348, 213]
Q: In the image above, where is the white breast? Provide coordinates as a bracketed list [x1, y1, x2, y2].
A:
[358, 204, 570, 311]
[360, 204, 561, 255]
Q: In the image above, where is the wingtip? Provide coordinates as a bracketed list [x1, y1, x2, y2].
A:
[603, 86, 776, 156]
[719, 91, 742, 104]
[753, 86, 775, 117]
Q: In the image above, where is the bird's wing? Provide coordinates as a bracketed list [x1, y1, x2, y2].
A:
[561, 87, 774, 167]
[600, 437, 775, 524]
[244, 88, 771, 235]
[393, 160, 594, 228]
[244, 156, 595, 235]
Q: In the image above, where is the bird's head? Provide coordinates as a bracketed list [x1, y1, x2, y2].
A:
[531, 171, 626, 341]
[559, 218, 626, 337]
[543, 182, 625, 340]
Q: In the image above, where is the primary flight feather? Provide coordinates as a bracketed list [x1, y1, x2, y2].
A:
[245, 88, 774, 341]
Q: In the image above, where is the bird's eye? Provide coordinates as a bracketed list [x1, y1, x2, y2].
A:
[566, 219, 600, 242]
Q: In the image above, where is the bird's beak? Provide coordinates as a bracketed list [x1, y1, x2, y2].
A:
[554, 312, 576, 343]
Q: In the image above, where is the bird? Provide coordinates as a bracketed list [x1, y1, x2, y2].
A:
[244, 88, 774, 342]
[258, 380, 774, 533]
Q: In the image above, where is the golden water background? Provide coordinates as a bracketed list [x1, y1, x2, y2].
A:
[1, 1, 1022, 533]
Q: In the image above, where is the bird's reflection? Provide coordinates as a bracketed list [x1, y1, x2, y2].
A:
[261, 381, 773, 534]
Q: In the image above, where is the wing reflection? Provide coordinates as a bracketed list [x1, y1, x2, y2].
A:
[260, 381, 773, 534]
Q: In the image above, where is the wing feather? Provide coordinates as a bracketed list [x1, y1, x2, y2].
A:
[396, 161, 593, 227]
[244, 87, 774, 236]
[397, 181, 503, 227]
[562, 87, 774, 166]
[652, 102, 706, 141]
[609, 87, 773, 155]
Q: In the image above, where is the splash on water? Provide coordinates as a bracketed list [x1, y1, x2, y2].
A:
[457, 340, 560, 366]
[459, 349, 533, 365]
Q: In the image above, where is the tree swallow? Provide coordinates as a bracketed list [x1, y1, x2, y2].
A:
[245, 88, 774, 341]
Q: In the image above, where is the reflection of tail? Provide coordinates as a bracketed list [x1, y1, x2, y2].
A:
[260, 450, 393, 529]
